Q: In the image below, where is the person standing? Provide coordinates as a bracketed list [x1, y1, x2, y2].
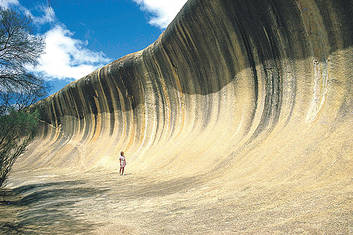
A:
[119, 151, 126, 175]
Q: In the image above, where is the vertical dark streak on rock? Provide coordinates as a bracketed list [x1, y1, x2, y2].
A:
[107, 65, 123, 139]
[225, 1, 259, 134]
[104, 68, 116, 136]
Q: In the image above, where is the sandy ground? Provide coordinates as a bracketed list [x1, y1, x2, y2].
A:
[1, 168, 353, 234]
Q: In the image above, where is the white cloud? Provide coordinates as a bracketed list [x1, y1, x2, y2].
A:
[0, 0, 54, 24]
[2, 1, 110, 80]
[32, 25, 111, 80]
[25, 5, 55, 24]
[0, 0, 19, 9]
[133, 0, 187, 28]
[2, 1, 109, 80]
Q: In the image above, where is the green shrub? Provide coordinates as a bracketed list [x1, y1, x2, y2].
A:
[0, 109, 39, 187]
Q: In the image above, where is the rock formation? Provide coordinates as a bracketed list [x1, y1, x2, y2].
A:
[8, 0, 353, 232]
[21, 0, 352, 175]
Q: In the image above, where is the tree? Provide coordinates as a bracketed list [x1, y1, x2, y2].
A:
[0, 8, 47, 187]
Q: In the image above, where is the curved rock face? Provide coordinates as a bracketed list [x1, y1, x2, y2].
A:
[18, 0, 352, 183]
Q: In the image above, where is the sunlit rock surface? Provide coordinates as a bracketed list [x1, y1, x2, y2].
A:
[2, 0, 353, 233]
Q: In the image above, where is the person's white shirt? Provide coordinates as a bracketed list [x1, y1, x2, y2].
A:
[119, 155, 126, 166]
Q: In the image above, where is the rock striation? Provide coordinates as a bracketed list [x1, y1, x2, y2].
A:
[18, 0, 352, 184]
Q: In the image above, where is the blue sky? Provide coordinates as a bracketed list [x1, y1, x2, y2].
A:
[0, 0, 187, 95]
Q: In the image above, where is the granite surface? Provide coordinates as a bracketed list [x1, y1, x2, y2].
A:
[4, 0, 353, 233]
